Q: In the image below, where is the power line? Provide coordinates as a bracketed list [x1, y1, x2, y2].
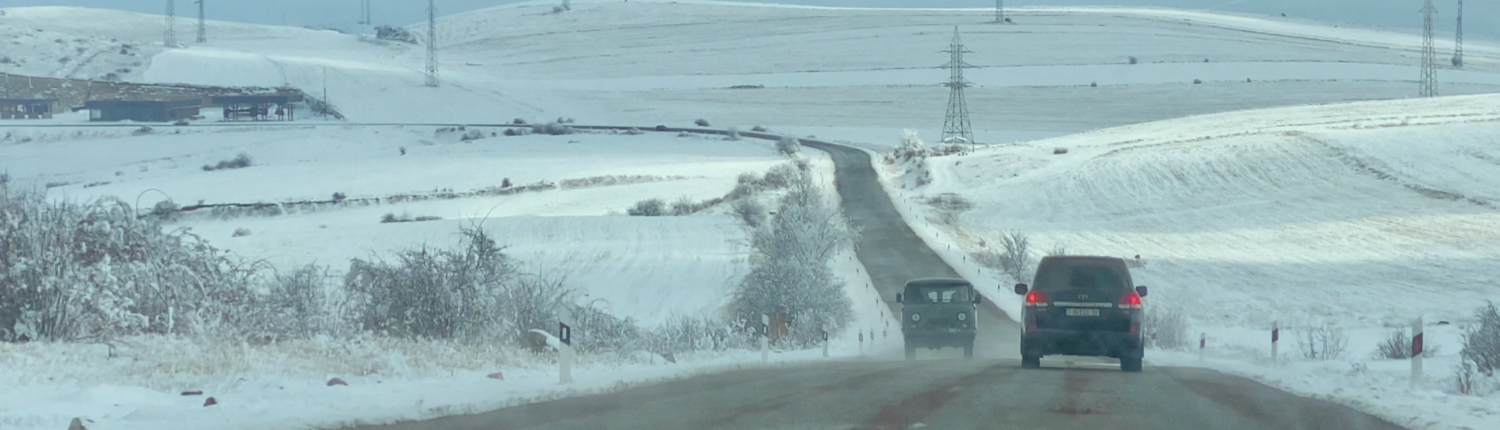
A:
[426, 0, 440, 87]
[1453, 0, 1464, 68]
[1420, 0, 1438, 97]
[195, 0, 205, 43]
[941, 27, 976, 145]
[164, 0, 177, 47]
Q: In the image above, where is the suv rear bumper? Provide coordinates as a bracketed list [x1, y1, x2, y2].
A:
[1022, 329, 1142, 358]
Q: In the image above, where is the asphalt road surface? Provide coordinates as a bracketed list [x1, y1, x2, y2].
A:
[361, 131, 1410, 430]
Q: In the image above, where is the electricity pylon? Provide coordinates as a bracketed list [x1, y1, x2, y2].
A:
[425, 0, 440, 87]
[941, 27, 976, 145]
[1420, 0, 1438, 97]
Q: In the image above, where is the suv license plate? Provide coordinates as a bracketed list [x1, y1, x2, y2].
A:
[1066, 308, 1100, 317]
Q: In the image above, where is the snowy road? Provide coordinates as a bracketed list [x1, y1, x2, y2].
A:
[361, 360, 1408, 430]
[349, 131, 1409, 430]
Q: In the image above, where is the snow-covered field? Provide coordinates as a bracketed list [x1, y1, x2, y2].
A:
[3, 0, 1500, 429]
[877, 94, 1500, 429]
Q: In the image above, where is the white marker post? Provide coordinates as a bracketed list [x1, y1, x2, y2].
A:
[1411, 317, 1424, 388]
[1271, 321, 1280, 367]
[760, 314, 770, 364]
[559, 309, 574, 385]
[1199, 333, 1206, 362]
[822, 330, 829, 358]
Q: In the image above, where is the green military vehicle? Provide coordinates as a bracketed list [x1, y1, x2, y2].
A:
[897, 278, 981, 360]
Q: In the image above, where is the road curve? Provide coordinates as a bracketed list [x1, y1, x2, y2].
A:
[355, 128, 1411, 430]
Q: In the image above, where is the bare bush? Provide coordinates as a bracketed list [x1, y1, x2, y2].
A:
[729, 172, 764, 199]
[1376, 328, 1414, 359]
[731, 199, 767, 228]
[995, 232, 1032, 284]
[148, 199, 181, 221]
[751, 126, 768, 132]
[1297, 323, 1349, 360]
[695, 119, 710, 127]
[776, 136, 801, 156]
[1128, 56, 1138, 65]
[461, 130, 486, 141]
[628, 199, 667, 216]
[1047, 245, 1067, 256]
[1462, 301, 1500, 375]
[1144, 306, 1191, 349]
[248, 264, 334, 340]
[232, 228, 251, 237]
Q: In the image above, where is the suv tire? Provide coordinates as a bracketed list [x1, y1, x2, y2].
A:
[1120, 357, 1143, 372]
[963, 343, 974, 359]
[1021, 355, 1041, 369]
[904, 345, 916, 361]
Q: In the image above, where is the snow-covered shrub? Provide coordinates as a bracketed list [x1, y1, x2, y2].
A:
[375, 26, 418, 44]
[891, 129, 926, 162]
[776, 136, 802, 156]
[460, 130, 486, 141]
[627, 199, 667, 216]
[202, 153, 252, 171]
[729, 172, 764, 199]
[1462, 301, 1500, 375]
[671, 197, 698, 216]
[725, 127, 741, 141]
[1144, 306, 1190, 349]
[752, 126, 768, 132]
[246, 264, 334, 341]
[730, 199, 766, 228]
[730, 177, 856, 345]
[232, 228, 251, 237]
[1297, 322, 1349, 360]
[504, 128, 525, 136]
[1128, 56, 1139, 65]
[343, 227, 517, 342]
[762, 163, 800, 189]
[148, 199, 181, 221]
[0, 186, 261, 341]
[695, 119, 711, 127]
[531, 122, 573, 135]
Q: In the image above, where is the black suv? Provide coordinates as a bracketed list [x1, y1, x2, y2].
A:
[897, 278, 980, 360]
[1013, 256, 1148, 372]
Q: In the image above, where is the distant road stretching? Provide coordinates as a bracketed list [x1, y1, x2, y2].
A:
[316, 125, 1410, 430]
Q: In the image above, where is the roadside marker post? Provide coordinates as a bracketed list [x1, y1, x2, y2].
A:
[859, 331, 864, 355]
[1411, 317, 1424, 388]
[761, 314, 770, 364]
[1271, 321, 1280, 367]
[559, 309, 574, 384]
[822, 330, 829, 358]
[1199, 333, 1206, 361]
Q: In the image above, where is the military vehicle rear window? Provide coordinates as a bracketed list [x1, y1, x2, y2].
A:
[907, 284, 970, 303]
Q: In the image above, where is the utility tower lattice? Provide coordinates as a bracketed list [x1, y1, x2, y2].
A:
[425, 0, 440, 87]
[1453, 0, 1463, 68]
[360, 0, 372, 25]
[195, 0, 205, 43]
[995, 0, 1005, 23]
[1420, 0, 1438, 97]
[164, 0, 177, 47]
[941, 27, 976, 145]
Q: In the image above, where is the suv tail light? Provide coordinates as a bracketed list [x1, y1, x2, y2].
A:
[1118, 292, 1142, 310]
[1024, 290, 1049, 307]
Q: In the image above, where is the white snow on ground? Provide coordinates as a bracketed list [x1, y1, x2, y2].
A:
[875, 94, 1500, 430]
[4, 0, 1500, 429]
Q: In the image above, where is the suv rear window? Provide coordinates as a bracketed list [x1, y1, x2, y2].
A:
[906, 284, 971, 303]
[1034, 263, 1128, 291]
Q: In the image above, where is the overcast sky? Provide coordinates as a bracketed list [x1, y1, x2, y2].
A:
[5, 1, 1493, 38]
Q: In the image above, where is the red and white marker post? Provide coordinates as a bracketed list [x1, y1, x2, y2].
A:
[1411, 317, 1424, 387]
[1199, 333, 1206, 361]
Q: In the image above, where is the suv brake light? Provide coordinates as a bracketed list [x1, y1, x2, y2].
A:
[1118, 292, 1142, 310]
[1024, 290, 1048, 307]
